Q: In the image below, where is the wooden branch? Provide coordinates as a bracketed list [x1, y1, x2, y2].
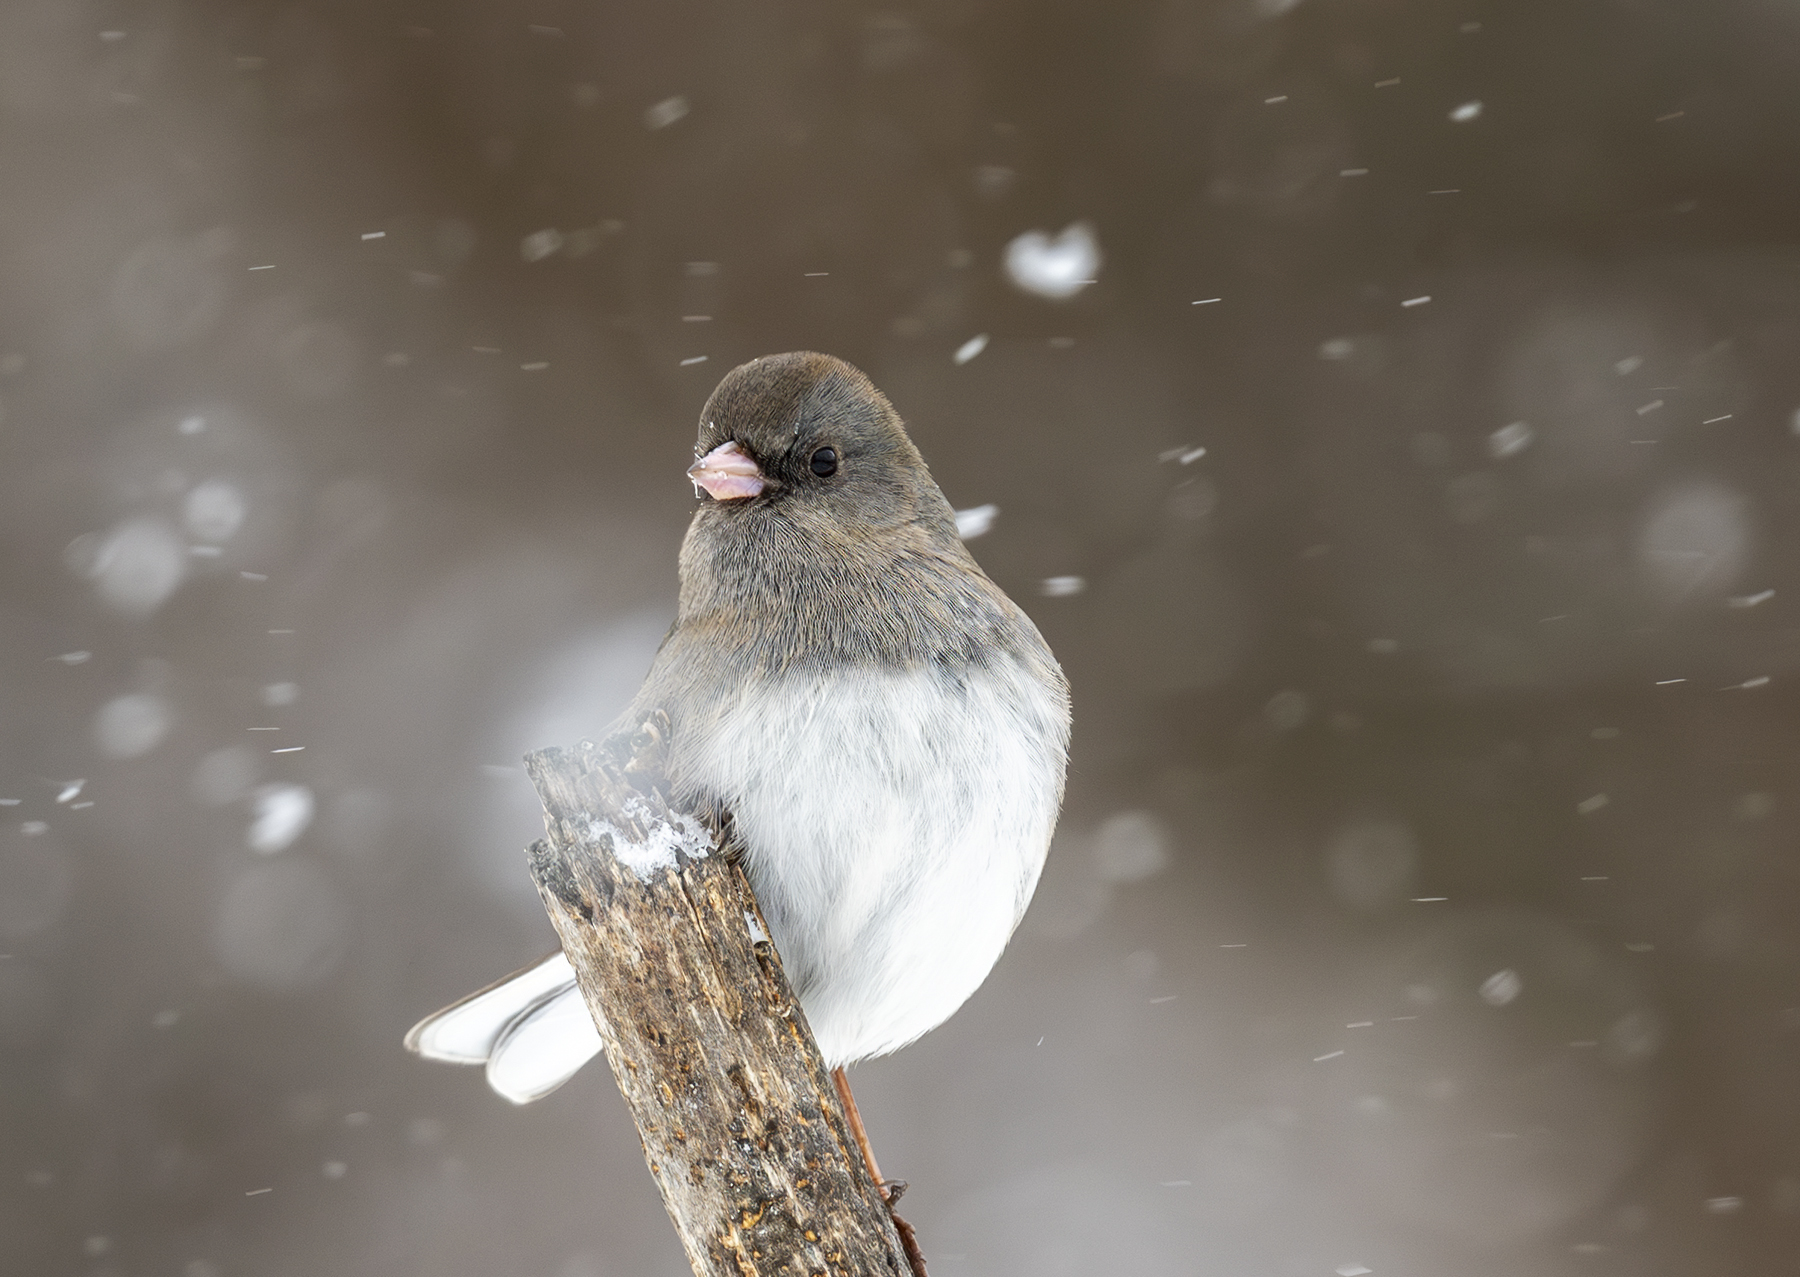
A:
[523, 718, 912, 1277]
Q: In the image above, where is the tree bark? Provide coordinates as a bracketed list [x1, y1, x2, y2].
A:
[523, 717, 911, 1277]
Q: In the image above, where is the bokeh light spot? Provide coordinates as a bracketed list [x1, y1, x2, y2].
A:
[190, 746, 260, 807]
[1092, 810, 1172, 883]
[211, 858, 347, 989]
[1004, 223, 1101, 300]
[183, 479, 247, 543]
[94, 691, 173, 759]
[80, 518, 187, 616]
[248, 783, 315, 854]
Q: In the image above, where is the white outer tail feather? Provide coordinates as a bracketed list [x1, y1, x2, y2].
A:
[404, 952, 603, 1104]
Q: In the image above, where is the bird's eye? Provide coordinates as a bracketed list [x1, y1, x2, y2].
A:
[809, 447, 838, 478]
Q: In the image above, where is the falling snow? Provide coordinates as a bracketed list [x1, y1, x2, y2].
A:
[1004, 222, 1101, 300]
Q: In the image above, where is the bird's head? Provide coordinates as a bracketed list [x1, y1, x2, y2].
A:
[686, 352, 949, 539]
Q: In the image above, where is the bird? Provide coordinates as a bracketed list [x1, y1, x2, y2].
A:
[406, 352, 1070, 1138]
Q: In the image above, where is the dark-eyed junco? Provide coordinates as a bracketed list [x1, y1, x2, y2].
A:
[407, 352, 1070, 1107]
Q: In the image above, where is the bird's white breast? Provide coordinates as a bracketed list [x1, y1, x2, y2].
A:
[678, 655, 1065, 1065]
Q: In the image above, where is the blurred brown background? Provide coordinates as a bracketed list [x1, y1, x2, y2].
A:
[5, 1, 1800, 1274]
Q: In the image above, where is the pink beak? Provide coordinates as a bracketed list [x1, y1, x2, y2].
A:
[687, 440, 766, 501]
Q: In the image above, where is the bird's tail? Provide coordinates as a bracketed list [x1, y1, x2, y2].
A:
[403, 951, 603, 1104]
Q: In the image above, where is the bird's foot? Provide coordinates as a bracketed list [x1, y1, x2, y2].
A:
[878, 1182, 927, 1276]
